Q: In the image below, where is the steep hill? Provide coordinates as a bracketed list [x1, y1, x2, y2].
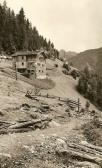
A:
[0, 59, 101, 168]
[42, 59, 100, 111]
[68, 47, 102, 73]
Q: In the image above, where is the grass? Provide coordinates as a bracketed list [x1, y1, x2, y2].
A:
[32, 78, 55, 90]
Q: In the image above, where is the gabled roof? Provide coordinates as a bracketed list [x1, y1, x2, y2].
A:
[11, 51, 37, 57]
[11, 50, 49, 59]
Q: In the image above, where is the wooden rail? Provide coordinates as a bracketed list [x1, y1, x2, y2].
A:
[26, 93, 81, 112]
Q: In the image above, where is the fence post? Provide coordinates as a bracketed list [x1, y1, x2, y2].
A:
[47, 93, 48, 98]
[67, 98, 69, 105]
[78, 98, 80, 112]
[15, 64, 17, 80]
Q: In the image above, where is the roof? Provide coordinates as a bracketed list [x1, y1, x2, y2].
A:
[11, 50, 49, 59]
[11, 51, 37, 57]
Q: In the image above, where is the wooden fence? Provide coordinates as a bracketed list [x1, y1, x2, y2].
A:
[26, 93, 81, 112]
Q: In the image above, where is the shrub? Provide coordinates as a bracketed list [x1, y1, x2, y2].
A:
[83, 117, 102, 146]
[63, 62, 70, 71]
[71, 70, 79, 79]
[62, 69, 69, 75]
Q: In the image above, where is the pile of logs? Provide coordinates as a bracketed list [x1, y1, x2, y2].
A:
[0, 118, 52, 134]
[56, 141, 102, 167]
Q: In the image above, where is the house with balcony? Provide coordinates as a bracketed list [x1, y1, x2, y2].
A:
[12, 50, 47, 79]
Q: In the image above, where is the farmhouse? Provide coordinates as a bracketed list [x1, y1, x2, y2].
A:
[12, 50, 47, 79]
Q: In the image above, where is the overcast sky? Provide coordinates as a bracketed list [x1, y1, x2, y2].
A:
[0, 0, 102, 52]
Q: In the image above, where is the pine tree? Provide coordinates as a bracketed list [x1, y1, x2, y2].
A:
[0, 2, 58, 55]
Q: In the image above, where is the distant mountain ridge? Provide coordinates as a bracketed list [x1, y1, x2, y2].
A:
[59, 49, 77, 60]
[68, 47, 102, 75]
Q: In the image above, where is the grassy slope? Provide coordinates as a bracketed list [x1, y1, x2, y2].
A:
[0, 58, 100, 122]
[0, 59, 101, 168]
[0, 61, 55, 90]
[43, 59, 99, 111]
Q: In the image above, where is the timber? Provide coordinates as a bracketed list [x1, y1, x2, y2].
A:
[56, 142, 102, 166]
[0, 118, 52, 134]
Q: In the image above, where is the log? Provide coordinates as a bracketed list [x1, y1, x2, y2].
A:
[8, 118, 52, 129]
[56, 148, 102, 166]
[9, 128, 33, 133]
[67, 143, 102, 156]
[0, 118, 52, 135]
[8, 121, 50, 133]
[76, 161, 99, 168]
[56, 142, 102, 166]
[80, 141, 102, 153]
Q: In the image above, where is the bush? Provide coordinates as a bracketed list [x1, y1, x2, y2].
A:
[54, 63, 58, 67]
[63, 63, 71, 71]
[71, 70, 79, 79]
[83, 117, 102, 146]
[62, 69, 69, 75]
[80, 108, 85, 113]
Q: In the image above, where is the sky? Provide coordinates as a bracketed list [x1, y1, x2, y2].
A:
[0, 0, 102, 52]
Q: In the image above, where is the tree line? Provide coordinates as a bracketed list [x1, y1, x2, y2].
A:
[77, 64, 102, 109]
[0, 1, 59, 57]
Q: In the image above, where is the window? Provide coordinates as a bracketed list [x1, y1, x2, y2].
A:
[31, 70, 34, 74]
[22, 62, 24, 66]
[22, 56, 24, 60]
[39, 70, 40, 72]
[42, 70, 43, 73]
[37, 63, 40, 66]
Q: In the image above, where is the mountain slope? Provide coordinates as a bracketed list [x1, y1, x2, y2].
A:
[59, 50, 77, 61]
[42, 59, 100, 111]
[68, 47, 102, 73]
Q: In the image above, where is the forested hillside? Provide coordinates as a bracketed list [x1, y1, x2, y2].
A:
[0, 1, 58, 56]
[68, 47, 102, 72]
[77, 64, 102, 109]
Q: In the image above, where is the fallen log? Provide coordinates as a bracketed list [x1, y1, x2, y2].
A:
[67, 143, 102, 156]
[9, 128, 33, 134]
[76, 161, 99, 168]
[8, 118, 52, 130]
[56, 148, 102, 166]
[80, 141, 102, 153]
[0, 118, 52, 135]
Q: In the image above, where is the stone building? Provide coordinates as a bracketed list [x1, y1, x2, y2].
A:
[12, 50, 47, 79]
